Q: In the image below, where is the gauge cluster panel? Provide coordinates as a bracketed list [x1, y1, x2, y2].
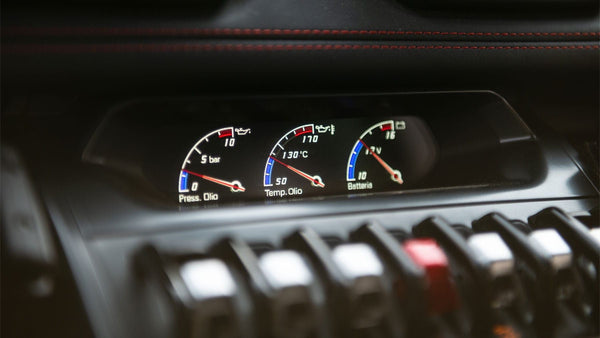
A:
[83, 92, 539, 207]
[176, 117, 435, 204]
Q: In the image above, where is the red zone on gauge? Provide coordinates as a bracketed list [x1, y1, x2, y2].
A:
[347, 120, 405, 187]
[264, 123, 329, 189]
[178, 126, 249, 203]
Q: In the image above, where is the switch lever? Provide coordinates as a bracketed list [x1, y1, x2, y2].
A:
[529, 207, 600, 334]
[474, 213, 588, 337]
[211, 238, 328, 338]
[134, 245, 252, 338]
[350, 223, 428, 337]
[284, 228, 395, 337]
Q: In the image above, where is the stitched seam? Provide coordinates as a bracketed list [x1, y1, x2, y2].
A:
[4, 43, 599, 53]
[4, 27, 600, 38]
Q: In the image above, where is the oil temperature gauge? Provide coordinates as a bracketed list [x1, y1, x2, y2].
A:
[178, 127, 251, 204]
[264, 123, 336, 199]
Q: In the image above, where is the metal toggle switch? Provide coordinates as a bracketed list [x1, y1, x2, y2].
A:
[468, 233, 515, 279]
[211, 238, 328, 338]
[467, 232, 521, 310]
[179, 259, 241, 338]
[283, 229, 394, 336]
[350, 223, 427, 337]
[330, 243, 387, 329]
[258, 250, 320, 338]
[528, 229, 573, 272]
[133, 245, 252, 338]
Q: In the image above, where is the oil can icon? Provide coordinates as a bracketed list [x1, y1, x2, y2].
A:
[315, 124, 335, 135]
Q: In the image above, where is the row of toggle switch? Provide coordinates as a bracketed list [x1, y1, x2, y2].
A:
[134, 207, 600, 338]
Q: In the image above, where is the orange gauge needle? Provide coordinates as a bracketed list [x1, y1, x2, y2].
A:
[182, 169, 245, 192]
[269, 156, 325, 188]
[359, 139, 404, 184]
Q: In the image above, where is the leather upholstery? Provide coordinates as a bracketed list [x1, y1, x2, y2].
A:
[2, 0, 599, 93]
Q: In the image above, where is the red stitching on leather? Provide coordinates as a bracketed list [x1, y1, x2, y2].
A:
[4, 27, 600, 38]
[4, 43, 599, 53]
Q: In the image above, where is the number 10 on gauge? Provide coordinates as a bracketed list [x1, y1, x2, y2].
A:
[178, 126, 249, 204]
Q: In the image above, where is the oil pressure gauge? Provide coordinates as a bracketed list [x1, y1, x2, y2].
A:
[178, 126, 251, 204]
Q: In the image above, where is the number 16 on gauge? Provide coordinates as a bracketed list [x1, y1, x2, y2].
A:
[347, 120, 406, 189]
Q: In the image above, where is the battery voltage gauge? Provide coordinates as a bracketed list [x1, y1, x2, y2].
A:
[347, 120, 408, 192]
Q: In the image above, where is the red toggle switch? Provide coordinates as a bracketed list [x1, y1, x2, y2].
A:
[403, 238, 460, 314]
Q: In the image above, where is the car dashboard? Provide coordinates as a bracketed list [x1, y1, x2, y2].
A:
[1, 1, 599, 338]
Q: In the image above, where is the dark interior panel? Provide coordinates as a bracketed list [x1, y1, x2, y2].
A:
[2, 1, 598, 337]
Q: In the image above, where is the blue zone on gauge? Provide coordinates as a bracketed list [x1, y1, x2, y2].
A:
[179, 171, 188, 191]
[347, 141, 364, 181]
[264, 157, 275, 186]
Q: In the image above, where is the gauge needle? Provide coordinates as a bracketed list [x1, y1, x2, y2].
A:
[182, 169, 246, 192]
[359, 139, 403, 184]
[269, 156, 325, 188]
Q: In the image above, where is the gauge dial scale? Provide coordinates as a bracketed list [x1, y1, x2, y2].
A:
[263, 123, 337, 199]
[178, 127, 251, 204]
[347, 118, 435, 193]
[175, 117, 435, 205]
